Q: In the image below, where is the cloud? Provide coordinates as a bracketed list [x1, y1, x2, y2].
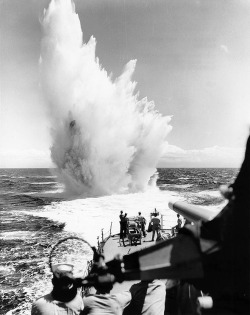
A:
[0, 145, 245, 169]
[0, 149, 54, 168]
[158, 144, 244, 168]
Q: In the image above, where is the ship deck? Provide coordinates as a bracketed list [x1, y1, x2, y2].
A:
[103, 229, 172, 293]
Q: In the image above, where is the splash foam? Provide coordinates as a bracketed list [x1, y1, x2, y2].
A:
[40, 0, 172, 196]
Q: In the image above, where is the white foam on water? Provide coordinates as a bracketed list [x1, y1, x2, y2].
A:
[202, 200, 228, 212]
[28, 188, 179, 246]
[40, 0, 172, 196]
[29, 182, 57, 185]
[27, 176, 57, 179]
[197, 190, 221, 197]
[167, 184, 194, 189]
[0, 231, 35, 240]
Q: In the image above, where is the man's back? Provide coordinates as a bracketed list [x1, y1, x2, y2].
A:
[123, 280, 166, 315]
[137, 215, 146, 224]
[31, 293, 84, 315]
[83, 291, 131, 315]
[151, 217, 160, 227]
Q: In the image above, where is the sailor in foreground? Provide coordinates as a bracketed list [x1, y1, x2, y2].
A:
[82, 280, 131, 315]
[31, 264, 84, 315]
[123, 280, 166, 315]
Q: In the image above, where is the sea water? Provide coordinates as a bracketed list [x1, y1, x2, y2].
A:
[0, 168, 237, 245]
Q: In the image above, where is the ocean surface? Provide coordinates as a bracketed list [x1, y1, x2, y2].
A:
[0, 168, 238, 314]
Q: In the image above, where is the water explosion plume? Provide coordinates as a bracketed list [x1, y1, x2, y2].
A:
[40, 0, 172, 196]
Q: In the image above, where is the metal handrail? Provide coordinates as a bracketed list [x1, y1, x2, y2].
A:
[97, 222, 113, 252]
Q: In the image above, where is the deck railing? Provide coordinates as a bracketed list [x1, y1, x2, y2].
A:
[97, 222, 113, 253]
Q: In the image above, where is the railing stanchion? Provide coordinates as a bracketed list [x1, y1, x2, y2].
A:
[97, 236, 100, 251]
[110, 222, 112, 236]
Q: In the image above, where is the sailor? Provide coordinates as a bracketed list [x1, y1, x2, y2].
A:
[31, 264, 84, 315]
[173, 214, 182, 234]
[82, 265, 131, 315]
[82, 287, 131, 315]
[150, 213, 161, 241]
[137, 212, 147, 237]
[123, 280, 166, 315]
[121, 213, 128, 238]
[119, 211, 124, 239]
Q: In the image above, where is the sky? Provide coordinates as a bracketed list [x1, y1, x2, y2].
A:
[0, 0, 250, 168]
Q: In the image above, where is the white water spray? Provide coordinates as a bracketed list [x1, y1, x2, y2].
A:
[40, 0, 172, 196]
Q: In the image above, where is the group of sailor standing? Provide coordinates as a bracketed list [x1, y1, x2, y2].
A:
[119, 210, 183, 242]
[119, 210, 163, 242]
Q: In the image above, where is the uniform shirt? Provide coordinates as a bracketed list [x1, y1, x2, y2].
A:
[123, 280, 166, 315]
[82, 291, 131, 315]
[137, 215, 146, 224]
[31, 292, 84, 315]
[150, 217, 160, 229]
[177, 218, 182, 227]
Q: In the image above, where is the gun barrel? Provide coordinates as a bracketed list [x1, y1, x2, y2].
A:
[168, 200, 219, 222]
